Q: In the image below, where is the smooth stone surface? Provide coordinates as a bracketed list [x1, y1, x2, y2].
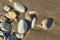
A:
[0, 22, 11, 33]
[40, 18, 54, 30]
[31, 17, 37, 28]
[0, 37, 3, 40]
[14, 2, 25, 13]
[18, 19, 28, 34]
[7, 35, 17, 40]
[0, 31, 4, 36]
[0, 16, 7, 22]
[4, 5, 11, 12]
[5, 11, 17, 19]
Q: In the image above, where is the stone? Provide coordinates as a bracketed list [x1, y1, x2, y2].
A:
[29, 11, 37, 20]
[14, 2, 26, 13]
[0, 16, 7, 22]
[0, 22, 11, 33]
[0, 37, 3, 40]
[40, 18, 54, 30]
[0, 31, 4, 36]
[31, 17, 37, 28]
[5, 11, 17, 19]
[18, 19, 28, 34]
[7, 35, 17, 40]
[4, 5, 11, 12]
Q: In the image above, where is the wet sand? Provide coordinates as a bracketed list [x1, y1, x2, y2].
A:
[0, 0, 60, 40]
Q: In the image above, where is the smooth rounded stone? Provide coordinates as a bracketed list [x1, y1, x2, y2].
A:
[0, 31, 4, 36]
[0, 16, 7, 22]
[40, 18, 54, 30]
[18, 19, 28, 34]
[31, 17, 37, 28]
[5, 11, 17, 19]
[7, 35, 17, 40]
[0, 22, 11, 33]
[4, 5, 11, 12]
[14, 2, 26, 13]
[0, 37, 3, 40]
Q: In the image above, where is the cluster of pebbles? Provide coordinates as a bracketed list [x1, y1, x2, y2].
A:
[0, 0, 55, 40]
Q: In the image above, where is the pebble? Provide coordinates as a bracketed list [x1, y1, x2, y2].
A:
[4, 5, 11, 12]
[0, 31, 4, 36]
[0, 22, 11, 33]
[31, 17, 37, 28]
[18, 19, 28, 34]
[40, 18, 54, 30]
[7, 35, 17, 40]
[0, 37, 3, 40]
[14, 2, 26, 13]
[5, 11, 17, 19]
[0, 16, 7, 22]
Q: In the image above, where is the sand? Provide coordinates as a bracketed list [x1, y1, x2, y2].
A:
[0, 0, 60, 40]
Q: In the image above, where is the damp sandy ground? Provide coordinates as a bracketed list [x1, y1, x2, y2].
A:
[0, 0, 60, 40]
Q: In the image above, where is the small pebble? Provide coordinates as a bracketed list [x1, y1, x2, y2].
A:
[4, 5, 11, 12]
[5, 11, 17, 19]
[31, 17, 37, 28]
[14, 2, 26, 13]
[0, 22, 11, 33]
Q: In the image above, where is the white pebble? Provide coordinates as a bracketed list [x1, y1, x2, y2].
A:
[14, 2, 25, 13]
[4, 5, 11, 12]
[31, 18, 37, 28]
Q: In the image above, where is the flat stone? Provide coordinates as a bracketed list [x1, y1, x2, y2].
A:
[18, 19, 28, 34]
[40, 18, 54, 30]
[0, 22, 11, 33]
[5, 11, 17, 19]
[14, 2, 26, 13]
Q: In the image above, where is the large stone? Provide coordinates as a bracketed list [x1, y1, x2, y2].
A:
[14, 2, 26, 13]
[40, 18, 54, 30]
[18, 19, 28, 34]
[5, 11, 17, 19]
[0, 22, 11, 33]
